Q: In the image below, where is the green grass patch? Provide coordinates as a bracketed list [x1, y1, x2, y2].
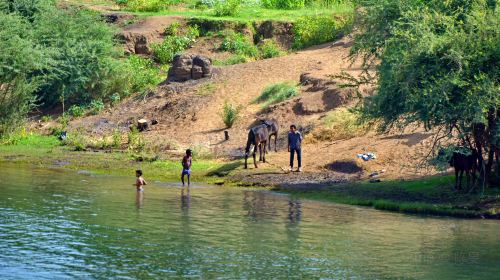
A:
[121, 3, 354, 23]
[213, 54, 249, 65]
[0, 134, 230, 182]
[280, 176, 499, 218]
[254, 81, 299, 107]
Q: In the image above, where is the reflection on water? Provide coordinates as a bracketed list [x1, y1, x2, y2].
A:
[0, 163, 499, 279]
[135, 191, 144, 209]
[181, 187, 190, 209]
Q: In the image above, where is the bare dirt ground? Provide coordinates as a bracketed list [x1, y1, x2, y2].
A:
[63, 16, 440, 185]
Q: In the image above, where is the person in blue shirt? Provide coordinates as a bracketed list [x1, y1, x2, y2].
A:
[288, 124, 302, 172]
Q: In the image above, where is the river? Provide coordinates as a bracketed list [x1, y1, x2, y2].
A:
[1, 163, 499, 279]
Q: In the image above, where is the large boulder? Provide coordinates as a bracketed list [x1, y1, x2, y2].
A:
[168, 54, 212, 82]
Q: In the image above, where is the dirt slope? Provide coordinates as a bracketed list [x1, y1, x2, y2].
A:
[68, 22, 438, 183]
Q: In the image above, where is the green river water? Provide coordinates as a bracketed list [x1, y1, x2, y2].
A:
[1, 163, 499, 279]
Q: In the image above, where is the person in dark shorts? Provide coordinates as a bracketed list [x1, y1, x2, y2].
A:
[288, 124, 302, 172]
[181, 149, 193, 186]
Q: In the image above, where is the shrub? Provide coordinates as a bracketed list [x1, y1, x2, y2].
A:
[258, 39, 283, 59]
[214, 0, 241, 16]
[67, 105, 86, 117]
[62, 129, 88, 151]
[293, 14, 353, 49]
[112, 129, 121, 149]
[151, 25, 199, 64]
[40, 115, 52, 122]
[89, 99, 104, 115]
[126, 55, 163, 93]
[127, 126, 145, 152]
[218, 31, 258, 58]
[254, 81, 298, 107]
[220, 101, 241, 128]
[164, 22, 181, 36]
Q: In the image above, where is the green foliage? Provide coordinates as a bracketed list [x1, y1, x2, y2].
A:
[89, 99, 105, 115]
[151, 25, 200, 64]
[218, 31, 258, 57]
[258, 39, 283, 59]
[254, 81, 298, 107]
[213, 54, 249, 65]
[214, 0, 241, 16]
[0, 13, 43, 136]
[67, 105, 86, 117]
[220, 101, 241, 128]
[127, 126, 145, 152]
[40, 115, 52, 122]
[262, 0, 305, 9]
[351, 0, 499, 182]
[126, 55, 163, 94]
[164, 22, 181, 36]
[120, 0, 177, 12]
[112, 129, 122, 149]
[62, 129, 88, 151]
[293, 14, 353, 48]
[311, 108, 366, 141]
[0, 128, 58, 147]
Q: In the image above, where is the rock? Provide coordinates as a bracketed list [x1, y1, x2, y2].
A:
[193, 55, 212, 77]
[167, 54, 212, 82]
[191, 65, 204, 79]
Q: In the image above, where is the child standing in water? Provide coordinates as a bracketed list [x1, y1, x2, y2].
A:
[134, 169, 147, 192]
[181, 149, 192, 186]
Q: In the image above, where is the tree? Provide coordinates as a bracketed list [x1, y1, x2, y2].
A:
[0, 13, 45, 135]
[349, 0, 499, 185]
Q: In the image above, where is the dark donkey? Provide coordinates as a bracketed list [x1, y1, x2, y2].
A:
[449, 151, 478, 191]
[244, 124, 269, 169]
[261, 119, 279, 152]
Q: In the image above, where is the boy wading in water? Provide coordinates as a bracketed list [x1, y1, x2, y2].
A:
[181, 149, 193, 186]
[288, 124, 303, 172]
[134, 169, 147, 191]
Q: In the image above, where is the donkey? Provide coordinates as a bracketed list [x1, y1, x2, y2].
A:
[244, 124, 269, 169]
[261, 119, 279, 152]
[449, 151, 478, 191]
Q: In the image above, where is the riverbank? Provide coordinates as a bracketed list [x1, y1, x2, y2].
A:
[1, 134, 499, 219]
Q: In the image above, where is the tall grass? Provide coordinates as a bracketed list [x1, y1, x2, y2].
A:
[254, 81, 298, 107]
[310, 108, 366, 141]
[220, 101, 241, 128]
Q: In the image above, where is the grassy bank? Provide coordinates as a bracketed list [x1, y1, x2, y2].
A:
[277, 176, 500, 219]
[2, 134, 498, 219]
[0, 134, 229, 184]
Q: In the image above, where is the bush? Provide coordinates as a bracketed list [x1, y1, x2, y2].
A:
[112, 129, 122, 149]
[214, 0, 241, 16]
[293, 14, 353, 49]
[220, 101, 241, 128]
[151, 25, 199, 64]
[254, 81, 298, 107]
[218, 31, 258, 58]
[0, 13, 42, 136]
[89, 99, 105, 115]
[67, 105, 86, 117]
[126, 55, 163, 93]
[258, 39, 283, 59]
[164, 22, 181, 36]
